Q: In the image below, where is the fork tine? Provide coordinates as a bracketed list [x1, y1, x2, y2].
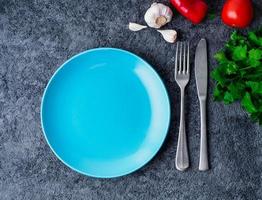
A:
[175, 42, 179, 76]
[183, 42, 186, 74]
[179, 42, 182, 74]
[187, 42, 190, 73]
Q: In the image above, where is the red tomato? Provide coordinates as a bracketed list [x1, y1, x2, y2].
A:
[222, 0, 253, 28]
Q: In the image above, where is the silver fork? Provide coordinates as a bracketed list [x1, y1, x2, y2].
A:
[174, 41, 190, 171]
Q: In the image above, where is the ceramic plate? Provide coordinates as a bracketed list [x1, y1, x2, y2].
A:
[41, 48, 170, 178]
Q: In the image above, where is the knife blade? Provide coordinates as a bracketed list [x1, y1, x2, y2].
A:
[195, 38, 209, 171]
[195, 38, 208, 99]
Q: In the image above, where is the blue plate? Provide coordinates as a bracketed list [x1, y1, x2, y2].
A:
[41, 48, 170, 178]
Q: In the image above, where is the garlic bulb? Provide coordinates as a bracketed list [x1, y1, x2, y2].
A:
[157, 30, 177, 43]
[144, 3, 173, 29]
[128, 22, 147, 32]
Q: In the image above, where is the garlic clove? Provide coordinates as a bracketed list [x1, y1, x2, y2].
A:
[157, 30, 178, 43]
[128, 22, 147, 32]
[144, 3, 173, 29]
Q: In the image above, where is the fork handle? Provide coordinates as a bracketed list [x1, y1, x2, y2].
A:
[199, 99, 209, 171]
[175, 88, 189, 171]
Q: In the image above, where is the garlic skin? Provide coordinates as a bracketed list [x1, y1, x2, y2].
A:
[157, 30, 177, 43]
[144, 3, 173, 29]
[128, 22, 147, 32]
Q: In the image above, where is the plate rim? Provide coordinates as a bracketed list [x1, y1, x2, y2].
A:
[41, 47, 171, 178]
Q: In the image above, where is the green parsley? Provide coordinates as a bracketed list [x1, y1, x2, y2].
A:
[208, 12, 216, 20]
[211, 29, 262, 125]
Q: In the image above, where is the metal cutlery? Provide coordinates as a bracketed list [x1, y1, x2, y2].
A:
[174, 41, 190, 171]
[195, 38, 209, 171]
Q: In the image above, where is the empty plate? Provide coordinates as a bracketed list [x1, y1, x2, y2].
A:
[41, 48, 170, 178]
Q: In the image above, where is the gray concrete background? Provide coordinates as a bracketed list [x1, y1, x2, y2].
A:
[0, 0, 262, 199]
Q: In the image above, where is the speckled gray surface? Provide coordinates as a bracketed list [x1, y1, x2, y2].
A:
[1, 0, 262, 199]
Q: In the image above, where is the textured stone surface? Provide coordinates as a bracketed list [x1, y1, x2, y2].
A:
[0, 0, 262, 199]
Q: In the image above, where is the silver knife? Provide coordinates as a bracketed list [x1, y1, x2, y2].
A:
[195, 38, 209, 171]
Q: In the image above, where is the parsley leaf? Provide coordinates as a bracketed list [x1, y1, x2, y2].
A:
[248, 31, 262, 47]
[208, 12, 216, 20]
[214, 51, 228, 64]
[213, 85, 224, 101]
[232, 45, 247, 61]
[241, 92, 257, 113]
[224, 91, 234, 104]
[228, 82, 245, 100]
[248, 49, 262, 67]
[211, 67, 226, 85]
[225, 61, 238, 75]
[246, 81, 262, 94]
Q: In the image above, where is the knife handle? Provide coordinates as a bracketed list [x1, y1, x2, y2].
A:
[176, 88, 189, 171]
[199, 99, 209, 171]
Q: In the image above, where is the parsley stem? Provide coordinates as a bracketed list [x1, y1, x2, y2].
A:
[239, 66, 253, 71]
[244, 73, 262, 78]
